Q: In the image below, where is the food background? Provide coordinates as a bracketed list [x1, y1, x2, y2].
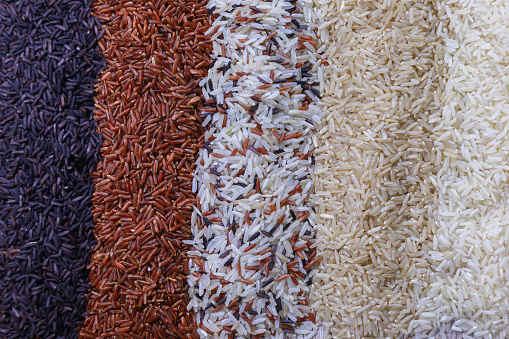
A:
[0, 0, 507, 338]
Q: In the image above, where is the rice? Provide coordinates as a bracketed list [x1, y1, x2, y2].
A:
[187, 0, 323, 336]
[310, 0, 443, 337]
[411, 1, 509, 338]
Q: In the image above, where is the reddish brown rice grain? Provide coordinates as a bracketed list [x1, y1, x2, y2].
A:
[80, 0, 212, 338]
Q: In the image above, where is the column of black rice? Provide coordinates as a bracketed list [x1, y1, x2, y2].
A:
[0, 0, 103, 338]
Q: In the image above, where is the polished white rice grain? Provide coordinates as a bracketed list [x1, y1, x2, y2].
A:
[411, 1, 509, 338]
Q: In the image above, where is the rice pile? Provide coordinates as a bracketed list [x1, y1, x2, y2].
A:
[411, 1, 509, 338]
[310, 0, 444, 337]
[187, 0, 323, 336]
[0, 0, 102, 337]
[80, 0, 212, 337]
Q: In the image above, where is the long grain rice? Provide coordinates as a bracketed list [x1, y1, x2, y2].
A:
[310, 0, 443, 337]
[188, 0, 323, 336]
[411, 1, 509, 338]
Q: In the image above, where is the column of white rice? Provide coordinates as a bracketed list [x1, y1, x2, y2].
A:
[411, 1, 509, 338]
[310, 0, 443, 337]
[187, 0, 323, 337]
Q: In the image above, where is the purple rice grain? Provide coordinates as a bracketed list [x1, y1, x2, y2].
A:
[0, 0, 103, 338]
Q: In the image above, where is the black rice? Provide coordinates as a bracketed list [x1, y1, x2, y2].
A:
[0, 0, 103, 338]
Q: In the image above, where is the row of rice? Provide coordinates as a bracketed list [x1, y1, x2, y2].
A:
[311, 0, 509, 338]
[415, 0, 509, 337]
[187, 0, 323, 336]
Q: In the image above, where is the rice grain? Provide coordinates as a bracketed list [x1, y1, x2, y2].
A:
[188, 0, 323, 336]
[310, 0, 443, 337]
[411, 1, 509, 338]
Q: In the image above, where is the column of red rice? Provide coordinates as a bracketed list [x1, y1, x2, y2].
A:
[187, 0, 322, 337]
[412, 1, 509, 338]
[311, 0, 443, 337]
[80, 0, 212, 338]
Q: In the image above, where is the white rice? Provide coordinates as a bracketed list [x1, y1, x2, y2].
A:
[411, 1, 509, 338]
[187, 0, 323, 337]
